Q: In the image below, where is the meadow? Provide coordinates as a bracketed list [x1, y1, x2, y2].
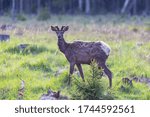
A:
[0, 15, 150, 100]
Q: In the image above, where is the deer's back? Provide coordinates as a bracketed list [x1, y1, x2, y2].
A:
[64, 41, 111, 64]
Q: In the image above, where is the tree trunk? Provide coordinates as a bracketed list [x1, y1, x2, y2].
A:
[121, 0, 137, 15]
[69, 0, 73, 14]
[85, 0, 90, 14]
[145, 0, 149, 14]
[133, 0, 137, 15]
[20, 0, 23, 14]
[121, 0, 131, 14]
[78, 0, 83, 12]
[11, 0, 16, 20]
[37, 0, 41, 14]
[24, 0, 30, 14]
[116, 0, 120, 14]
[47, 0, 51, 13]
[0, 0, 3, 15]
[100, 0, 105, 13]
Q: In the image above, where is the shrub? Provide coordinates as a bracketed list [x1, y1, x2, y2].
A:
[89, 60, 103, 79]
[71, 78, 104, 100]
[17, 14, 26, 21]
[70, 60, 114, 100]
[37, 8, 50, 21]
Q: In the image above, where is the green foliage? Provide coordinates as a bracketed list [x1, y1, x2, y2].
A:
[17, 14, 27, 21]
[89, 60, 103, 79]
[23, 60, 52, 73]
[37, 8, 51, 21]
[70, 61, 114, 100]
[71, 78, 104, 100]
[6, 45, 48, 55]
[0, 88, 10, 99]
[0, 0, 150, 15]
[0, 15, 150, 100]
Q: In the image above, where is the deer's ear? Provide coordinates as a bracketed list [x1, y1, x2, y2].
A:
[51, 26, 57, 31]
[63, 26, 69, 32]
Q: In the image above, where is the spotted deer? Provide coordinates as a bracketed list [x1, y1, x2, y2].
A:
[51, 26, 112, 87]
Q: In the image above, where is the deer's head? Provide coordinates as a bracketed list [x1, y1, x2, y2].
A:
[51, 26, 69, 39]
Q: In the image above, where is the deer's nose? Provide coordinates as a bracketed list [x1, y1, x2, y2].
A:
[58, 35, 61, 38]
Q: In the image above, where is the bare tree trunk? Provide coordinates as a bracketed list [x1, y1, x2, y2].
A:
[116, 0, 120, 14]
[24, 0, 30, 14]
[121, 0, 137, 15]
[12, 0, 16, 20]
[100, 0, 105, 13]
[47, 0, 51, 13]
[20, 0, 23, 14]
[145, 0, 149, 14]
[112, 0, 117, 13]
[69, 0, 73, 14]
[0, 0, 3, 15]
[85, 0, 90, 14]
[37, 0, 41, 14]
[121, 0, 131, 14]
[133, 0, 137, 15]
[78, 0, 83, 12]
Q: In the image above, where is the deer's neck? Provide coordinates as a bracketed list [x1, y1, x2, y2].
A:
[58, 37, 68, 53]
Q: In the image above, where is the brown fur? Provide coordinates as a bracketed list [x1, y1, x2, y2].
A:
[51, 26, 112, 87]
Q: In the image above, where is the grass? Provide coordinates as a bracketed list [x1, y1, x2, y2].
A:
[0, 15, 150, 100]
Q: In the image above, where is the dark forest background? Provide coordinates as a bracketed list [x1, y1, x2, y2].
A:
[0, 0, 150, 17]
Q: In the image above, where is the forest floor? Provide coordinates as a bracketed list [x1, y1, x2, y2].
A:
[0, 15, 150, 100]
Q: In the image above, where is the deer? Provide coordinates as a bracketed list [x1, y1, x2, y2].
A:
[51, 26, 112, 88]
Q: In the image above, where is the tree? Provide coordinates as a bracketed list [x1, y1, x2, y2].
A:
[145, 0, 150, 14]
[78, 0, 83, 12]
[47, 0, 51, 13]
[121, 0, 131, 14]
[11, 0, 16, 20]
[37, 0, 41, 14]
[0, 0, 150, 16]
[0, 0, 4, 15]
[133, 0, 137, 14]
[85, 0, 90, 14]
[19, 0, 23, 14]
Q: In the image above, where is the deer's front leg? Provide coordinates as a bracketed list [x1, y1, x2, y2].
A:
[68, 63, 75, 85]
[76, 64, 85, 81]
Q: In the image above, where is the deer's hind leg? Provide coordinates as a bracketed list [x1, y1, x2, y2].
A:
[76, 63, 85, 81]
[98, 62, 112, 88]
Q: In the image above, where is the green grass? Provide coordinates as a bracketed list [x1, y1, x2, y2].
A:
[0, 15, 150, 100]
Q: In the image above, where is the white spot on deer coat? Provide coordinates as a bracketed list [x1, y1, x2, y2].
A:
[100, 41, 111, 56]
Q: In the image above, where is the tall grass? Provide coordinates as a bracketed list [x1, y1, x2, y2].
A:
[0, 15, 150, 99]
